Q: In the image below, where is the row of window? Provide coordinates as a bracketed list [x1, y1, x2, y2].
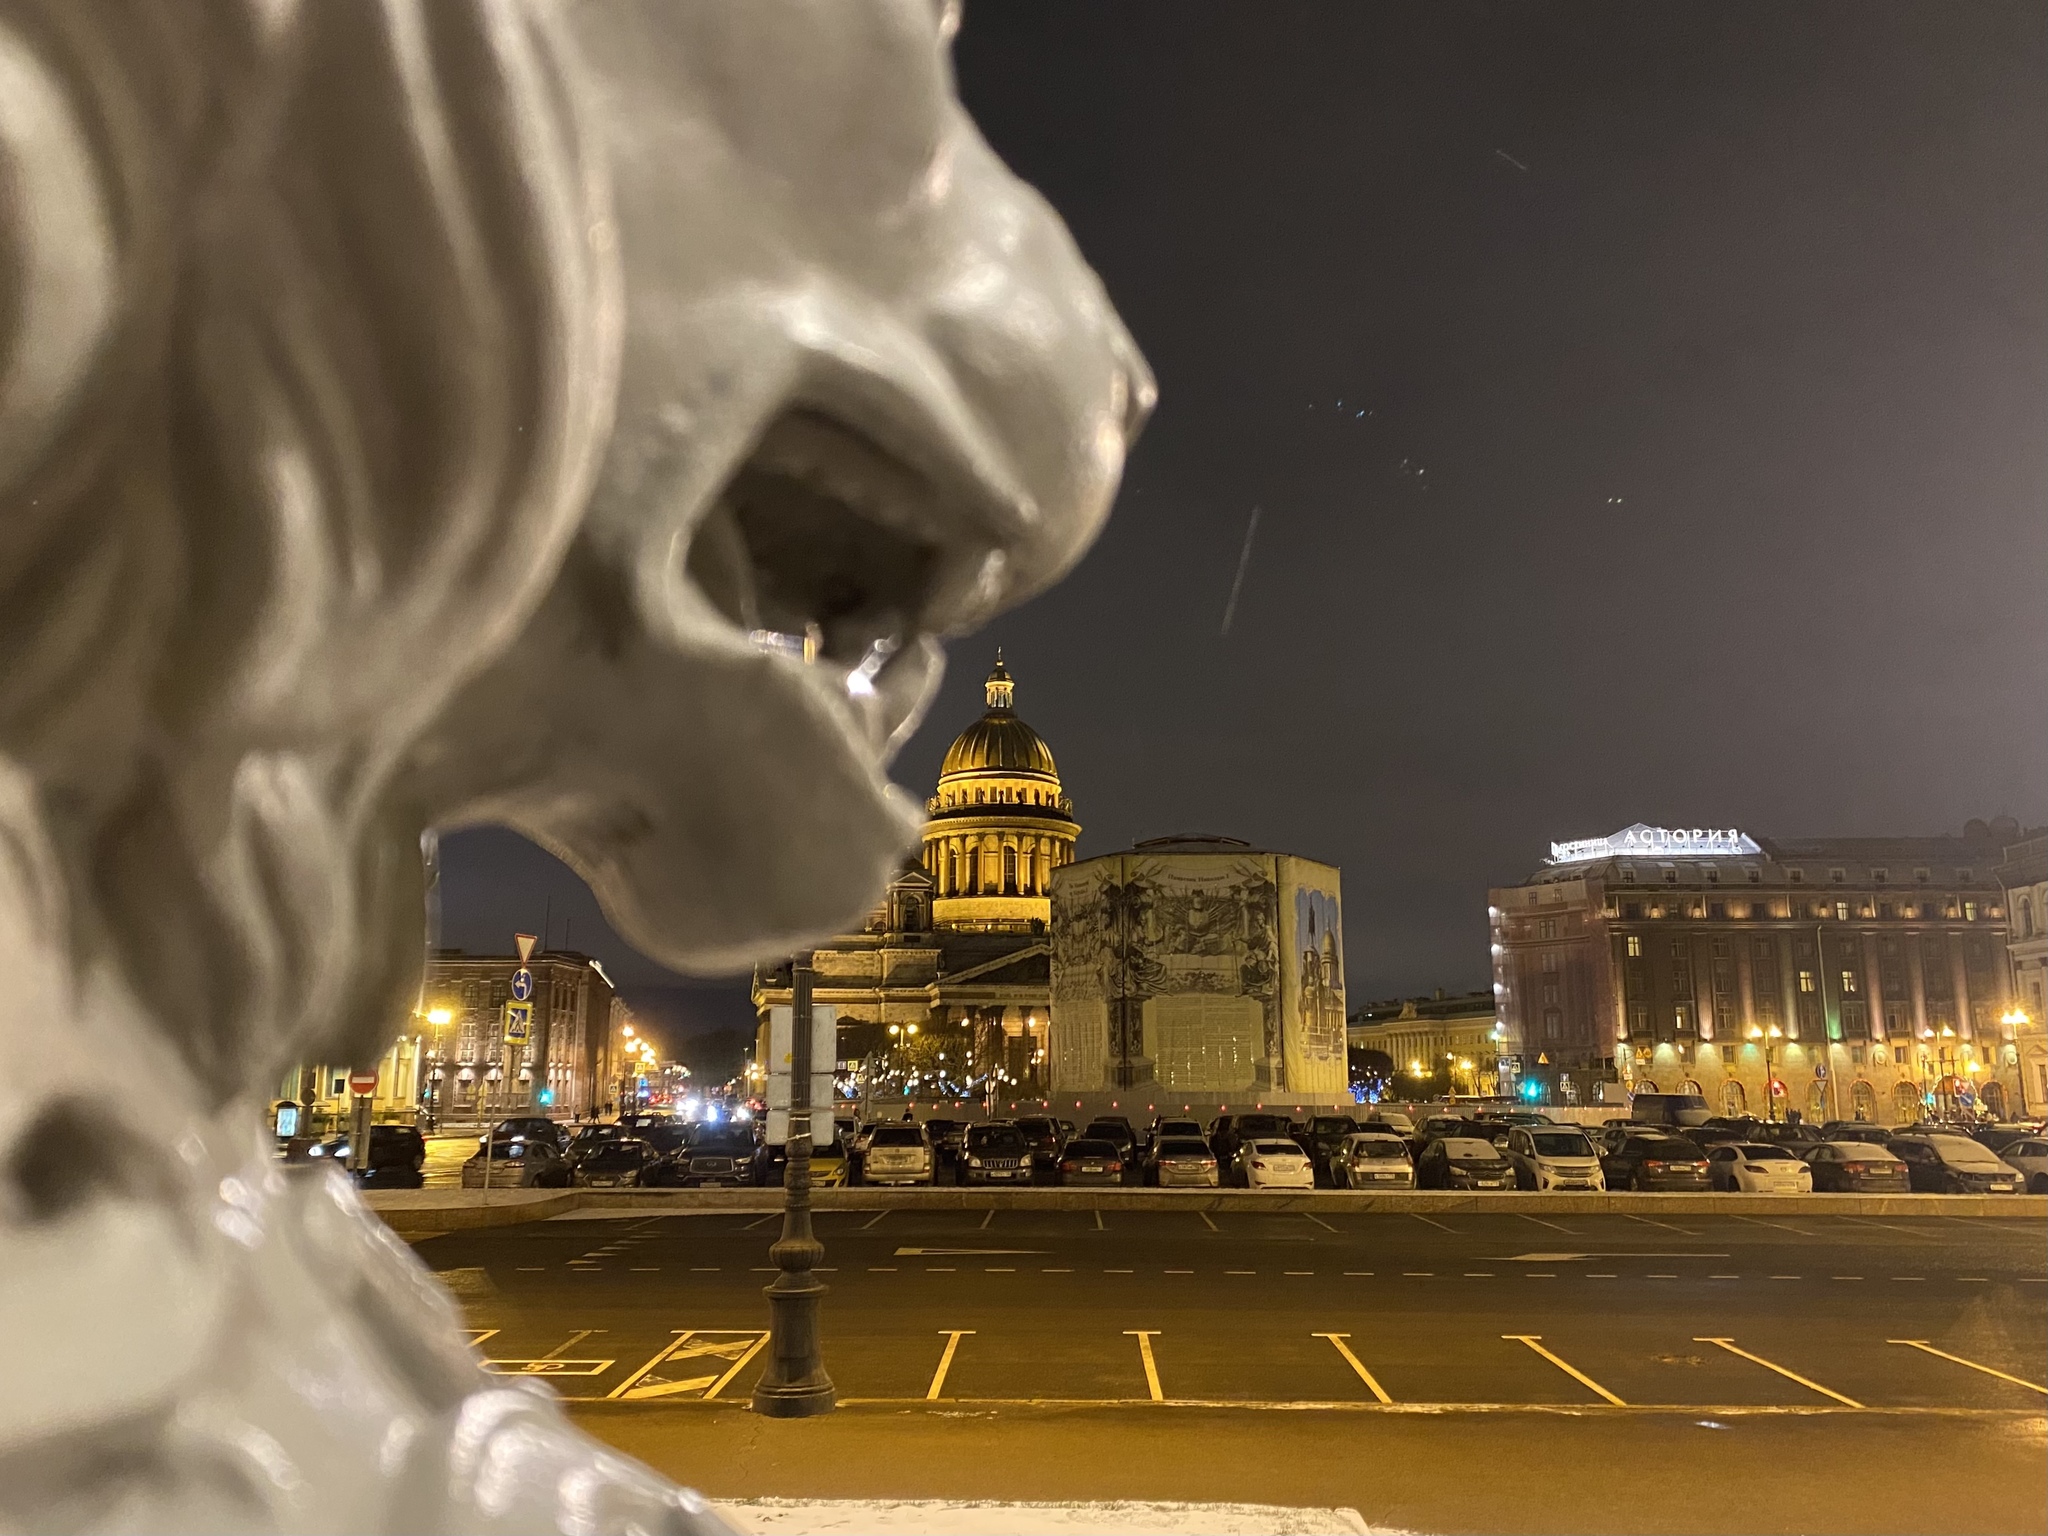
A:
[1614, 864, 1973, 886]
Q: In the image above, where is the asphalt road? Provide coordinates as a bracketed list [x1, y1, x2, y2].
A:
[415, 1207, 2048, 1533]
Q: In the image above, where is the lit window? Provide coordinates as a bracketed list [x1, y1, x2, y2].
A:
[1626, 935, 1642, 957]
[1798, 969, 1817, 993]
[1840, 969, 1858, 994]
[1835, 901, 1850, 921]
[1963, 901, 1978, 921]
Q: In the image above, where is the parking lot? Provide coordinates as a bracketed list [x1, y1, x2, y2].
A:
[419, 1205, 2046, 1412]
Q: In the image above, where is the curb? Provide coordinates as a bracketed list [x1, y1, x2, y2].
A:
[366, 1187, 2047, 1231]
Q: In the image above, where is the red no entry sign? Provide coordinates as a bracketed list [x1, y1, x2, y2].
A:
[348, 1069, 379, 1096]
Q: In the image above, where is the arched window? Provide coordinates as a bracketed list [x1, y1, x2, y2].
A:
[1806, 1079, 1827, 1120]
[1003, 846, 1019, 894]
[947, 848, 959, 894]
[1850, 1079, 1878, 1121]
[1722, 1079, 1747, 1115]
[1891, 1080, 1922, 1122]
[1982, 1080, 2008, 1118]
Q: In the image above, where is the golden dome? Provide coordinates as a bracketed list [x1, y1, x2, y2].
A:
[938, 652, 1060, 780]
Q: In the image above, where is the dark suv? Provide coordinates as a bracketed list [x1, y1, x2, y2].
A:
[1013, 1116, 1066, 1174]
[314, 1124, 425, 1188]
[959, 1122, 1032, 1185]
[1599, 1130, 1710, 1191]
[1211, 1112, 1288, 1181]
[1293, 1114, 1360, 1185]
[645, 1127, 757, 1187]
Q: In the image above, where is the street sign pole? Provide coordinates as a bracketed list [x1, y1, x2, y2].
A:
[346, 1068, 378, 1172]
[753, 957, 835, 1417]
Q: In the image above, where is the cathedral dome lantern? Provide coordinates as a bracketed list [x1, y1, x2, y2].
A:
[923, 652, 1077, 931]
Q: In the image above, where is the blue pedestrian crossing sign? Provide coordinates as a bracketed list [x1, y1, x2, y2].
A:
[510, 968, 534, 1002]
[503, 1001, 533, 1044]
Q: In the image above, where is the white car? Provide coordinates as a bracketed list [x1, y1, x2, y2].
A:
[1706, 1142, 1813, 1193]
[1333, 1132, 1414, 1188]
[1365, 1107, 1415, 1136]
[1240, 1138, 1315, 1190]
[858, 1123, 933, 1186]
[1506, 1126, 1606, 1191]
[2000, 1136, 2048, 1194]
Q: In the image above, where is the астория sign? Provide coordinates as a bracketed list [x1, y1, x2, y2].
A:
[1546, 823, 1761, 864]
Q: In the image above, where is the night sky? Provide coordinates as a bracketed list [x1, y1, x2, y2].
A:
[439, 2, 2048, 1048]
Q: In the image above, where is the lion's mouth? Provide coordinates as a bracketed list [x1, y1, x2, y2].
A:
[684, 408, 1006, 754]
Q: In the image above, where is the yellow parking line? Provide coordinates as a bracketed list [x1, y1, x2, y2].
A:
[703, 1333, 771, 1400]
[1313, 1333, 1393, 1404]
[1094, 1209, 1105, 1231]
[542, 1329, 598, 1360]
[861, 1210, 887, 1229]
[1888, 1340, 2047, 1394]
[1199, 1211, 1219, 1232]
[1503, 1335, 1627, 1406]
[1305, 1213, 1338, 1233]
[1124, 1330, 1164, 1401]
[926, 1330, 975, 1400]
[1695, 1338, 1862, 1408]
[464, 1329, 500, 1349]
[610, 1331, 696, 1400]
[979, 1209, 994, 1230]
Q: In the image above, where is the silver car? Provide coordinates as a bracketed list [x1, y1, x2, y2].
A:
[1151, 1136, 1219, 1188]
[861, 1123, 933, 1185]
[1332, 1132, 1414, 1189]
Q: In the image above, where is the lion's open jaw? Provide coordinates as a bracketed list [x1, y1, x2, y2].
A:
[685, 408, 999, 751]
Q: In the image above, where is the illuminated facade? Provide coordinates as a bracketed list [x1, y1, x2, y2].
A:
[754, 655, 1066, 1099]
[1490, 822, 2021, 1123]
[1050, 836, 1350, 1109]
[921, 653, 1079, 930]
[1995, 828, 2048, 1115]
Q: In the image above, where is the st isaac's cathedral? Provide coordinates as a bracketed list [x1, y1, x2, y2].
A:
[753, 654, 1071, 1102]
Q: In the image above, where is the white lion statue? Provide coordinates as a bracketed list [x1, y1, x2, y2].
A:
[0, 1, 1150, 1528]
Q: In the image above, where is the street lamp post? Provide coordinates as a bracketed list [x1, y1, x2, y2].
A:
[2003, 1007, 2033, 1116]
[1746, 1024, 1784, 1121]
[753, 957, 835, 1417]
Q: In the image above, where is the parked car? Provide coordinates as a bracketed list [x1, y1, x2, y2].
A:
[1803, 1141, 1911, 1192]
[491, 1116, 567, 1152]
[1969, 1124, 2043, 1156]
[1493, 1110, 1557, 1129]
[1082, 1117, 1140, 1164]
[1705, 1142, 1812, 1193]
[1293, 1114, 1360, 1184]
[1240, 1137, 1314, 1190]
[1362, 1107, 1415, 1136]
[1684, 1117, 1763, 1150]
[1998, 1136, 2048, 1193]
[1415, 1137, 1513, 1190]
[1627, 1091, 1712, 1129]
[1148, 1136, 1220, 1188]
[1210, 1112, 1289, 1179]
[1145, 1117, 1207, 1157]
[575, 1138, 656, 1188]
[959, 1122, 1033, 1185]
[1599, 1131, 1711, 1191]
[564, 1123, 628, 1170]
[1507, 1127, 1606, 1191]
[1753, 1122, 1826, 1157]
[1058, 1137, 1127, 1187]
[923, 1118, 968, 1161]
[311, 1125, 426, 1188]
[1014, 1116, 1067, 1173]
[461, 1136, 570, 1188]
[641, 1127, 756, 1188]
[1331, 1132, 1414, 1189]
[1888, 1134, 2023, 1194]
[1817, 1120, 1894, 1146]
[860, 1123, 935, 1186]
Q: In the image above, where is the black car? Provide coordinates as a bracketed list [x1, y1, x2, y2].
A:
[644, 1128, 758, 1187]
[959, 1122, 1032, 1185]
[1057, 1137, 1127, 1186]
[923, 1118, 969, 1161]
[574, 1138, 657, 1188]
[1081, 1117, 1139, 1167]
[1968, 1124, 2040, 1155]
[1681, 1117, 1761, 1151]
[1817, 1120, 1892, 1146]
[564, 1123, 629, 1169]
[490, 1116, 567, 1152]
[1414, 1137, 1514, 1190]
[1013, 1116, 1066, 1173]
[1599, 1131, 1711, 1191]
[1887, 1133, 2023, 1194]
[312, 1124, 425, 1188]
[1293, 1114, 1361, 1185]
[1751, 1122, 1826, 1159]
[1210, 1112, 1288, 1180]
